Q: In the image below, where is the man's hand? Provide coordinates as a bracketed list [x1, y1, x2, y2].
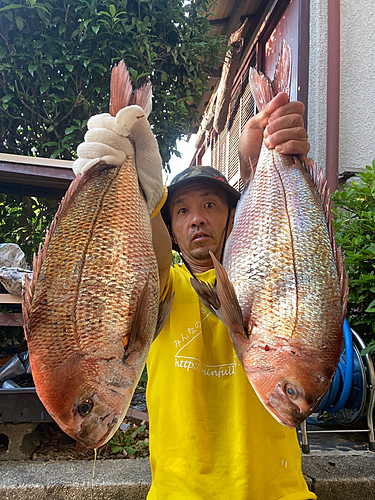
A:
[238, 92, 310, 184]
[72, 106, 165, 217]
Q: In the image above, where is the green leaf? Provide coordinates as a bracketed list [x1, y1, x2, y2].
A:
[124, 446, 137, 455]
[40, 84, 49, 94]
[50, 148, 64, 159]
[365, 299, 375, 312]
[360, 344, 375, 356]
[133, 424, 146, 436]
[92, 25, 100, 34]
[28, 65, 37, 76]
[15, 15, 24, 30]
[2, 94, 13, 104]
[65, 64, 74, 72]
[31, 2, 49, 13]
[110, 4, 116, 17]
[110, 445, 122, 453]
[0, 4, 23, 13]
[64, 125, 79, 134]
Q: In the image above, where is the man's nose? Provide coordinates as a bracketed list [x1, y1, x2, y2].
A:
[190, 210, 206, 227]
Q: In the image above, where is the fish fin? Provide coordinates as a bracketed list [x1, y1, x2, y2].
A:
[154, 289, 174, 341]
[249, 40, 292, 110]
[300, 156, 349, 319]
[110, 60, 133, 116]
[191, 252, 247, 338]
[120, 276, 155, 395]
[124, 275, 153, 355]
[190, 278, 221, 315]
[209, 252, 248, 338]
[242, 175, 254, 195]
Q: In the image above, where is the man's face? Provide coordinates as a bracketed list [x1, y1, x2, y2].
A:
[170, 181, 234, 267]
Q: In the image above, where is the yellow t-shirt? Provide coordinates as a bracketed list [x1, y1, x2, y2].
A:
[146, 264, 316, 500]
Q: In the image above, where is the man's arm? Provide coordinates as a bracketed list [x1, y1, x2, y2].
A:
[152, 212, 172, 297]
[238, 92, 310, 184]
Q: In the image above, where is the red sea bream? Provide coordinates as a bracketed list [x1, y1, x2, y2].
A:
[192, 42, 348, 428]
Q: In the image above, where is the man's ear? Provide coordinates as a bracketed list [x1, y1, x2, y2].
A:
[170, 229, 178, 245]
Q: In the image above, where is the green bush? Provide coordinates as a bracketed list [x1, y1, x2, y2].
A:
[0, 193, 58, 265]
[331, 160, 375, 354]
[0, 0, 226, 263]
[0, 0, 225, 168]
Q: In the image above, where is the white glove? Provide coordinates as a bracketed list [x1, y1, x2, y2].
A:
[72, 113, 133, 176]
[72, 105, 166, 217]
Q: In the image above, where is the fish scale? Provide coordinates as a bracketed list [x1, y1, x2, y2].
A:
[29, 160, 156, 354]
[226, 144, 342, 349]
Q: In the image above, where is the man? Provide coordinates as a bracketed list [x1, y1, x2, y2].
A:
[75, 91, 316, 499]
[146, 93, 315, 500]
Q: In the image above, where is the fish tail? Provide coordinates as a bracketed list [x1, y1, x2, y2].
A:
[272, 40, 292, 96]
[110, 60, 152, 117]
[249, 39, 292, 110]
[132, 82, 152, 118]
[109, 60, 133, 116]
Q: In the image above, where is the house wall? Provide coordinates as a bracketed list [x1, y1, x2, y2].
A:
[308, 0, 375, 176]
[339, 0, 375, 174]
[307, 0, 328, 174]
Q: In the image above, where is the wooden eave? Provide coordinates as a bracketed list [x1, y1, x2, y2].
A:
[0, 153, 75, 199]
[195, 0, 272, 123]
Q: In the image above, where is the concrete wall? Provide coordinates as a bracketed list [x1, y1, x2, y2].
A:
[340, 0, 375, 174]
[308, 0, 328, 174]
[308, 0, 375, 176]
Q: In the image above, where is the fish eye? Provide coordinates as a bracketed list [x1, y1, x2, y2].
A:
[284, 383, 298, 400]
[77, 398, 93, 417]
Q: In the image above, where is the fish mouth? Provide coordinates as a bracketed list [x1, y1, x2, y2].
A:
[80, 394, 133, 449]
[76, 414, 119, 449]
[265, 398, 311, 428]
[94, 415, 120, 448]
[65, 407, 120, 450]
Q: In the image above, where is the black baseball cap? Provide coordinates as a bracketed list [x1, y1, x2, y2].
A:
[161, 165, 240, 230]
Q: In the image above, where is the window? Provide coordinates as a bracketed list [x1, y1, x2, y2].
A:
[207, 0, 309, 191]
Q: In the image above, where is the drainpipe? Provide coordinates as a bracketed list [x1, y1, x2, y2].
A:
[325, 0, 340, 193]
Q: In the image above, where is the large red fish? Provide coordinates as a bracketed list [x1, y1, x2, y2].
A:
[22, 62, 169, 448]
[192, 41, 348, 428]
